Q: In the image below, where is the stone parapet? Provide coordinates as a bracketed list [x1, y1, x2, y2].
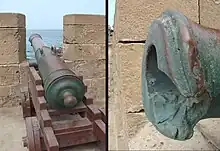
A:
[0, 13, 25, 28]
[63, 14, 106, 108]
[113, 0, 199, 42]
[200, 0, 220, 29]
[63, 24, 105, 44]
[63, 44, 105, 60]
[0, 28, 26, 64]
[63, 14, 105, 25]
[0, 13, 27, 107]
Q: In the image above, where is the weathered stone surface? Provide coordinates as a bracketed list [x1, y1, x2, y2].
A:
[63, 24, 105, 44]
[63, 44, 105, 60]
[0, 64, 20, 86]
[66, 59, 105, 79]
[128, 119, 215, 150]
[115, 43, 144, 113]
[200, 0, 220, 29]
[19, 61, 30, 86]
[0, 28, 26, 64]
[0, 106, 27, 151]
[0, 85, 24, 107]
[114, 0, 198, 41]
[0, 13, 25, 28]
[126, 113, 147, 138]
[84, 78, 105, 108]
[196, 118, 220, 149]
[63, 14, 105, 25]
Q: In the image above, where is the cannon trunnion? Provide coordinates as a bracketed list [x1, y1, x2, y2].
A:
[142, 10, 220, 141]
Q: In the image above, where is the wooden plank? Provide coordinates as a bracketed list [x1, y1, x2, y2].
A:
[52, 118, 92, 134]
[83, 98, 93, 105]
[36, 97, 47, 110]
[93, 120, 106, 142]
[55, 129, 97, 148]
[25, 117, 36, 151]
[32, 117, 42, 151]
[87, 104, 102, 122]
[36, 85, 44, 97]
[48, 102, 87, 116]
[99, 107, 106, 123]
[29, 67, 42, 85]
[43, 127, 59, 151]
[40, 110, 52, 127]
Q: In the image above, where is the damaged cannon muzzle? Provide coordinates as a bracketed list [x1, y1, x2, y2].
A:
[29, 33, 86, 109]
[142, 10, 220, 141]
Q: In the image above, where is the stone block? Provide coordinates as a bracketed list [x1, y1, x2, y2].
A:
[114, 0, 198, 41]
[19, 61, 30, 87]
[0, 64, 20, 86]
[63, 44, 105, 61]
[115, 43, 144, 113]
[196, 118, 220, 149]
[0, 85, 24, 107]
[200, 0, 220, 29]
[0, 13, 25, 28]
[63, 24, 105, 44]
[66, 59, 105, 79]
[63, 14, 105, 25]
[0, 28, 26, 64]
[84, 78, 105, 108]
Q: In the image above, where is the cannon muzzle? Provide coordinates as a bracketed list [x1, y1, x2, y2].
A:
[142, 10, 220, 141]
[29, 33, 86, 109]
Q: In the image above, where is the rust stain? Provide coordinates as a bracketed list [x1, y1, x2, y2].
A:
[187, 38, 205, 92]
[180, 22, 206, 94]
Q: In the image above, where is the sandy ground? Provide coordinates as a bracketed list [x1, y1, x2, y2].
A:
[0, 106, 27, 151]
[128, 113, 216, 150]
[0, 106, 100, 151]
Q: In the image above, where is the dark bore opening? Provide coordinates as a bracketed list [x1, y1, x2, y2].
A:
[144, 44, 195, 140]
[146, 45, 177, 94]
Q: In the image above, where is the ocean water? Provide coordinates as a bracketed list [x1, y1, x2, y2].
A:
[26, 30, 63, 61]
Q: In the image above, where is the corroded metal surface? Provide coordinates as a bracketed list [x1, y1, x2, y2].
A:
[29, 34, 86, 109]
[142, 10, 220, 140]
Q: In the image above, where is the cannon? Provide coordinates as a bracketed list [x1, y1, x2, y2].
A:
[29, 34, 86, 109]
[142, 10, 220, 141]
[21, 34, 106, 151]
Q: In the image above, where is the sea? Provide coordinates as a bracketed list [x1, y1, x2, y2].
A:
[26, 30, 63, 62]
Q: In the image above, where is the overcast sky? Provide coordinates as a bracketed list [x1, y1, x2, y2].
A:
[0, 0, 105, 29]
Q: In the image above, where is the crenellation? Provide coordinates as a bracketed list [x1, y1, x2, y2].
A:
[0, 13, 26, 107]
[63, 14, 105, 25]
[0, 13, 25, 28]
[63, 14, 106, 108]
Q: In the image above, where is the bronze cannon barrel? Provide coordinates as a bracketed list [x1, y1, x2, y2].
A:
[29, 34, 86, 109]
[142, 10, 220, 141]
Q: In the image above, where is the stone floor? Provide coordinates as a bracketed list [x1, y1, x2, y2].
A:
[0, 106, 100, 151]
[128, 113, 217, 150]
[0, 99, 219, 150]
[0, 106, 27, 151]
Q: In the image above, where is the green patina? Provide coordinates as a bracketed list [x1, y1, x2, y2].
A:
[29, 34, 86, 109]
[142, 10, 220, 141]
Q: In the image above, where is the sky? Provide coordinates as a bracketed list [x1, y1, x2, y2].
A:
[109, 0, 116, 27]
[0, 0, 105, 29]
